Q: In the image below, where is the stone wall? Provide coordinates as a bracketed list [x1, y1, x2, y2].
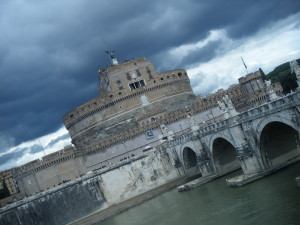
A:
[17, 156, 86, 196]
[99, 151, 182, 205]
[0, 178, 107, 225]
[0, 149, 185, 225]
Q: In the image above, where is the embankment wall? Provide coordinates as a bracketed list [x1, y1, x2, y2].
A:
[0, 150, 185, 225]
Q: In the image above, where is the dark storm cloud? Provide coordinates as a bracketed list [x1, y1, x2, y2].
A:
[0, 0, 299, 153]
[179, 40, 224, 68]
[0, 145, 39, 166]
[0, 151, 24, 166]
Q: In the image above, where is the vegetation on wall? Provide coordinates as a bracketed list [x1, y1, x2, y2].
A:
[266, 59, 300, 94]
[0, 179, 11, 199]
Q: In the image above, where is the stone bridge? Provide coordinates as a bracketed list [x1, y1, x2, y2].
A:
[158, 92, 300, 179]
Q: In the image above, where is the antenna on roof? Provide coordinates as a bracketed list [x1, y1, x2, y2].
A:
[241, 57, 249, 74]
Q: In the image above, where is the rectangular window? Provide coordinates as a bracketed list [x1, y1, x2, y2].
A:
[115, 77, 123, 89]
[135, 81, 140, 88]
[136, 69, 141, 77]
[146, 66, 153, 79]
[129, 83, 135, 90]
[140, 80, 145, 87]
[126, 73, 131, 80]
[129, 79, 146, 90]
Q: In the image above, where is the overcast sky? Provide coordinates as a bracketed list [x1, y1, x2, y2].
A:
[1, 0, 300, 171]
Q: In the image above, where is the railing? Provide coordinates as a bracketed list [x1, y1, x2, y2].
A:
[198, 91, 300, 136]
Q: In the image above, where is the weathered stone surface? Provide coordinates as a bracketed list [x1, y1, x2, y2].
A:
[0, 150, 185, 225]
[0, 178, 106, 225]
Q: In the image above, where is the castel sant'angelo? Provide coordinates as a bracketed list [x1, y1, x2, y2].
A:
[9, 51, 283, 197]
[8, 53, 300, 225]
[63, 51, 196, 155]
[12, 51, 282, 196]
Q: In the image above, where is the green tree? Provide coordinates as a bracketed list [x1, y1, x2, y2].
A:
[266, 59, 299, 94]
[0, 179, 11, 199]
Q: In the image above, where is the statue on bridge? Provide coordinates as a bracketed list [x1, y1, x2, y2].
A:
[290, 59, 300, 89]
[264, 80, 278, 101]
[290, 60, 300, 79]
[187, 114, 199, 134]
[264, 80, 273, 92]
[217, 95, 238, 119]
[222, 95, 234, 109]
[217, 100, 227, 113]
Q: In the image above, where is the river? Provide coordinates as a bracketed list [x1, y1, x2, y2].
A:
[97, 162, 300, 225]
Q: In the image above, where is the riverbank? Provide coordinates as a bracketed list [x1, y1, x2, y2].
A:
[68, 176, 196, 225]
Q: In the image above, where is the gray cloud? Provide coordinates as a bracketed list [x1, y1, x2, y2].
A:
[46, 133, 70, 149]
[180, 40, 224, 68]
[0, 0, 299, 158]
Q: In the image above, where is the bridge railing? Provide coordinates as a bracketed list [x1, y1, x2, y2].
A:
[239, 91, 300, 122]
[154, 92, 300, 151]
[198, 91, 300, 136]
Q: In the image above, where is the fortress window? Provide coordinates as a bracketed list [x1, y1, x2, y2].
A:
[136, 69, 141, 77]
[115, 77, 123, 89]
[115, 77, 121, 83]
[126, 73, 132, 80]
[129, 80, 146, 90]
[178, 72, 182, 77]
[153, 80, 156, 83]
[110, 95, 113, 98]
[167, 76, 170, 79]
[129, 83, 135, 90]
[161, 78, 164, 80]
[140, 80, 145, 86]
[146, 66, 153, 79]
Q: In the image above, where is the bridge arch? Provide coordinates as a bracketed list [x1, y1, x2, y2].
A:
[182, 147, 199, 175]
[255, 116, 300, 138]
[259, 121, 300, 169]
[212, 137, 240, 174]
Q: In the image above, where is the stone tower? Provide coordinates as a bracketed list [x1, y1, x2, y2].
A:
[63, 54, 196, 156]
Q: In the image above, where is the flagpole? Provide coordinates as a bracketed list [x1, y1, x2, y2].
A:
[38, 138, 46, 157]
[241, 57, 248, 74]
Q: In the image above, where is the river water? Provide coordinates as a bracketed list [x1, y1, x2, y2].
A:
[98, 162, 300, 225]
